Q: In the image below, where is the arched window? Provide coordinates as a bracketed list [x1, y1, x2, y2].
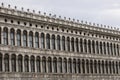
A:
[57, 35, 61, 50]
[92, 40, 95, 53]
[107, 43, 110, 55]
[96, 41, 99, 54]
[36, 56, 40, 72]
[68, 59, 72, 73]
[110, 43, 113, 55]
[29, 31, 33, 47]
[23, 31, 27, 47]
[63, 58, 67, 73]
[3, 27, 8, 45]
[17, 30, 21, 46]
[35, 32, 39, 48]
[58, 58, 62, 73]
[86, 60, 89, 74]
[73, 59, 76, 73]
[0, 53, 2, 71]
[53, 57, 57, 73]
[88, 40, 91, 53]
[48, 57, 52, 73]
[76, 38, 79, 52]
[46, 34, 50, 49]
[77, 59, 81, 73]
[117, 44, 119, 55]
[4, 54, 9, 72]
[52, 35, 55, 49]
[11, 54, 16, 72]
[67, 37, 70, 51]
[71, 38, 74, 52]
[18, 55, 23, 72]
[103, 42, 106, 55]
[84, 39, 87, 53]
[24, 55, 29, 72]
[41, 33, 45, 49]
[80, 39, 83, 52]
[100, 42, 103, 54]
[62, 36, 65, 51]
[10, 29, 15, 45]
[42, 57, 46, 73]
[30, 56, 35, 72]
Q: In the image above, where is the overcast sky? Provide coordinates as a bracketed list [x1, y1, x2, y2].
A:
[0, 0, 120, 27]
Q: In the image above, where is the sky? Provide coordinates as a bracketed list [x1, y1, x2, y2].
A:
[0, 0, 120, 28]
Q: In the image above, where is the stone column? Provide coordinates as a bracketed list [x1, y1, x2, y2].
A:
[105, 43, 108, 55]
[82, 40, 85, 53]
[44, 33, 46, 49]
[74, 38, 77, 53]
[50, 35, 52, 50]
[34, 57, 37, 72]
[46, 58, 48, 73]
[1, 26, 3, 45]
[27, 30, 29, 47]
[16, 55, 18, 72]
[9, 55, 12, 72]
[69, 37, 72, 52]
[29, 57, 31, 72]
[55, 36, 58, 50]
[61, 36, 63, 51]
[21, 30, 23, 47]
[2, 54, 4, 72]
[33, 31, 35, 48]
[14, 29, 17, 46]
[8, 28, 10, 45]
[40, 57, 42, 73]
[22, 56, 25, 72]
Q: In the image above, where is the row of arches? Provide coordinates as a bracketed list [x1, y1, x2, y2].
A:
[0, 53, 120, 74]
[1, 27, 120, 56]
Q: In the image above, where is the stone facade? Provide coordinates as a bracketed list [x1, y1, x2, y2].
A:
[0, 3, 120, 80]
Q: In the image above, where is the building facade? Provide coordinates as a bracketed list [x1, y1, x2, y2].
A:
[0, 3, 120, 80]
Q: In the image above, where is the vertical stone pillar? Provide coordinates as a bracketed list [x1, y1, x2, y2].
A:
[21, 30, 23, 47]
[78, 39, 81, 53]
[44, 33, 46, 49]
[114, 62, 116, 74]
[104, 61, 106, 74]
[29, 57, 31, 72]
[33, 31, 35, 48]
[82, 40, 85, 53]
[102, 42, 105, 55]
[22, 55, 25, 72]
[50, 35, 52, 50]
[100, 61, 103, 74]
[14, 29, 17, 46]
[46, 58, 48, 73]
[55, 36, 58, 50]
[65, 36, 67, 51]
[40, 57, 42, 73]
[2, 54, 4, 72]
[66, 58, 68, 73]
[27, 30, 29, 47]
[1, 26, 3, 45]
[105, 43, 108, 55]
[16, 55, 18, 72]
[74, 38, 77, 53]
[34, 57, 37, 72]
[8, 28, 11, 45]
[69, 37, 72, 52]
[61, 36, 63, 51]
[39, 32, 41, 48]
[9, 55, 12, 72]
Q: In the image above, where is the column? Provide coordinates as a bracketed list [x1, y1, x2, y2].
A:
[74, 38, 77, 53]
[14, 29, 17, 46]
[21, 30, 23, 47]
[55, 36, 58, 50]
[69, 37, 72, 52]
[33, 31, 35, 48]
[39, 32, 41, 48]
[1, 26, 3, 45]
[61, 36, 63, 51]
[9, 55, 12, 72]
[22, 56, 25, 72]
[46, 58, 48, 73]
[40, 57, 42, 73]
[8, 28, 10, 45]
[34, 57, 37, 72]
[44, 33, 46, 49]
[2, 54, 4, 72]
[27, 30, 29, 47]
[29, 57, 31, 72]
[16, 55, 18, 72]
